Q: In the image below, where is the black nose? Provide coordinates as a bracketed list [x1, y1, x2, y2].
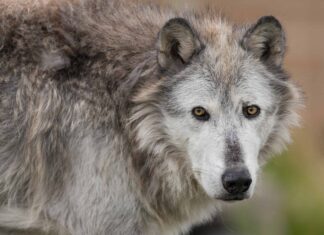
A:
[222, 168, 252, 194]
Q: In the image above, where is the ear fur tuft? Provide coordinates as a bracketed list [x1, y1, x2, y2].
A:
[242, 16, 286, 67]
[157, 18, 203, 71]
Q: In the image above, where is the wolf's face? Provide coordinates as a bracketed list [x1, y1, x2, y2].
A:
[161, 54, 283, 200]
[132, 17, 301, 202]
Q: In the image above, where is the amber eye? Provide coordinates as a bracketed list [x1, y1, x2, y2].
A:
[192, 107, 210, 121]
[243, 105, 261, 119]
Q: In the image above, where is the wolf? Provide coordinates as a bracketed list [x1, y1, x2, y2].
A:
[0, 0, 302, 234]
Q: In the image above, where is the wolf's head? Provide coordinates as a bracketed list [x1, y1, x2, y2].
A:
[131, 16, 302, 203]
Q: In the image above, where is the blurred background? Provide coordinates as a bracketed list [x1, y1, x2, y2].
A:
[150, 0, 324, 234]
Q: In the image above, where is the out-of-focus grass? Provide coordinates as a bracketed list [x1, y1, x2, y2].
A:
[228, 148, 324, 235]
[265, 152, 324, 235]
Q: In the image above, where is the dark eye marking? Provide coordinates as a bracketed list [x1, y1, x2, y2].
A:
[242, 105, 261, 119]
[192, 106, 210, 121]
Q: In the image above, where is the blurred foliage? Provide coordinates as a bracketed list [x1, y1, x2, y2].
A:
[266, 152, 324, 235]
[228, 150, 324, 235]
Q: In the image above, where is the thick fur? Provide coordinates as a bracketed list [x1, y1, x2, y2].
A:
[0, 0, 302, 234]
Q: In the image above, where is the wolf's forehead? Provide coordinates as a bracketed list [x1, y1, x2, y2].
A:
[174, 61, 273, 107]
[204, 45, 248, 83]
[201, 22, 244, 62]
[190, 50, 259, 88]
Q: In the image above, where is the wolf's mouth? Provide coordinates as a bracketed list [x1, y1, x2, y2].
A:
[219, 193, 248, 201]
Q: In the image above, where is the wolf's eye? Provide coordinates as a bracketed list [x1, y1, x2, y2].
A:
[243, 105, 260, 119]
[192, 107, 210, 121]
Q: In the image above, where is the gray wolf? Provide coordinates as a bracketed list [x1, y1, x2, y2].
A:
[0, 0, 302, 234]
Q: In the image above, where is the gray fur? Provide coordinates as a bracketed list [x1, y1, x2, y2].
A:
[0, 1, 303, 234]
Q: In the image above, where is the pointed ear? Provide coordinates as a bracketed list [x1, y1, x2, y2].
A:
[241, 16, 286, 67]
[157, 18, 203, 71]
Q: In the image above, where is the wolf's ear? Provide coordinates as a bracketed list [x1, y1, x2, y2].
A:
[242, 16, 286, 67]
[157, 18, 203, 71]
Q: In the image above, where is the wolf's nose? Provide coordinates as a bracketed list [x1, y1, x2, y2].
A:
[222, 168, 252, 194]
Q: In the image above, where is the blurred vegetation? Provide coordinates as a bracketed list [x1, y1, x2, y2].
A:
[228, 149, 324, 235]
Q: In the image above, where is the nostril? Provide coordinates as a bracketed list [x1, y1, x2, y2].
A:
[222, 168, 252, 194]
[227, 181, 236, 188]
[243, 179, 252, 188]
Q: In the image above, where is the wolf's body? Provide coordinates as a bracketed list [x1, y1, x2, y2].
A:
[0, 0, 302, 234]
